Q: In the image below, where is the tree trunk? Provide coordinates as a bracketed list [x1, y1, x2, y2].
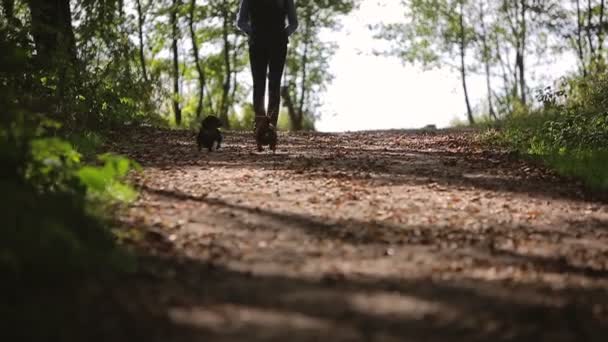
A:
[171, 0, 182, 125]
[515, 50, 525, 104]
[118, 0, 124, 17]
[229, 34, 239, 112]
[484, 62, 497, 120]
[587, 0, 596, 57]
[282, 85, 301, 130]
[479, 1, 497, 120]
[189, 0, 205, 118]
[117, 0, 133, 79]
[27, 0, 77, 66]
[294, 9, 312, 131]
[219, 3, 231, 128]
[598, 0, 605, 67]
[518, 0, 527, 105]
[458, 2, 474, 125]
[576, 0, 588, 76]
[27, 0, 77, 121]
[503, 0, 519, 98]
[205, 89, 215, 116]
[2, 0, 14, 21]
[497, 42, 513, 112]
[136, 0, 149, 83]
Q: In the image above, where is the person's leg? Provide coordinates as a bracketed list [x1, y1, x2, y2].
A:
[267, 34, 288, 127]
[249, 37, 269, 128]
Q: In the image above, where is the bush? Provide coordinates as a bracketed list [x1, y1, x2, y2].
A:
[492, 73, 608, 190]
[0, 116, 139, 283]
[0, 26, 138, 284]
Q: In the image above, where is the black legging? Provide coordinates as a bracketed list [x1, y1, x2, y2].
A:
[248, 32, 288, 127]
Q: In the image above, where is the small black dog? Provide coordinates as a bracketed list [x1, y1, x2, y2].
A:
[197, 115, 223, 152]
[254, 116, 277, 152]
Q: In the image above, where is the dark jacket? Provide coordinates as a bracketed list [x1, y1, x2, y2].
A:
[236, 0, 299, 37]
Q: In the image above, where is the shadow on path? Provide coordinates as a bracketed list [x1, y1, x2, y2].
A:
[11, 250, 606, 342]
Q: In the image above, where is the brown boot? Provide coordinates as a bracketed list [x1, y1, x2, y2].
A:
[254, 116, 277, 152]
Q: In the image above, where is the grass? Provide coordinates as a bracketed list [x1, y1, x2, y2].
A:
[480, 112, 608, 191]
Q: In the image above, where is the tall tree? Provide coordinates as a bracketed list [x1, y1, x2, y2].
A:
[374, 0, 477, 124]
[498, 0, 562, 105]
[283, 0, 355, 130]
[26, 0, 79, 120]
[293, 6, 313, 130]
[499, 0, 529, 105]
[458, 0, 474, 124]
[576, 0, 588, 76]
[476, 0, 497, 119]
[586, 0, 596, 57]
[599, 0, 605, 59]
[170, 0, 182, 125]
[599, 0, 606, 60]
[188, 0, 206, 118]
[568, 0, 607, 72]
[228, 33, 243, 117]
[27, 0, 77, 66]
[218, 0, 232, 128]
[136, 0, 149, 83]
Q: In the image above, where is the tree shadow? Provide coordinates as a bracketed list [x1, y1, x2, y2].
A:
[13, 177, 607, 341]
[127, 254, 608, 342]
[12, 251, 606, 342]
[141, 185, 608, 281]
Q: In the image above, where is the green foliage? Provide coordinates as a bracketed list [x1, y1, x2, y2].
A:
[0, 118, 138, 283]
[0, 17, 139, 284]
[542, 149, 608, 190]
[68, 131, 104, 158]
[27, 137, 83, 193]
[374, 0, 474, 69]
[277, 111, 293, 131]
[78, 154, 140, 203]
[277, 109, 316, 131]
[501, 74, 608, 152]
[491, 73, 608, 190]
[229, 105, 256, 131]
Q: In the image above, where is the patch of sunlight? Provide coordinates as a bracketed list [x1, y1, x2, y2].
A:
[462, 173, 514, 181]
[168, 304, 334, 332]
[278, 287, 456, 321]
[349, 292, 454, 319]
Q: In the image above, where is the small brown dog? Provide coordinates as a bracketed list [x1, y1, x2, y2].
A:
[254, 116, 277, 152]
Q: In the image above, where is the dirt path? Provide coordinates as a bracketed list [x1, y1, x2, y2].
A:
[103, 128, 608, 341]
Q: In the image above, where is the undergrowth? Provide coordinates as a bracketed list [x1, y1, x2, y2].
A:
[482, 73, 608, 191]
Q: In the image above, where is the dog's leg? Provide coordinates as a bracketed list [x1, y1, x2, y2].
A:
[216, 131, 223, 150]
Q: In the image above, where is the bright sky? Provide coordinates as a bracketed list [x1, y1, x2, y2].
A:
[314, 0, 575, 132]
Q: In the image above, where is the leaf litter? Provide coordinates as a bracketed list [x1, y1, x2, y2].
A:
[94, 127, 608, 341]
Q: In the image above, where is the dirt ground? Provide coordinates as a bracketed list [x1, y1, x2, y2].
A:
[49, 128, 608, 341]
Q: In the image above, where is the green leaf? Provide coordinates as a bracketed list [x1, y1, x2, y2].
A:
[77, 166, 109, 192]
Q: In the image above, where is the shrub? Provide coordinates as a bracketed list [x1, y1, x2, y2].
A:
[0, 116, 139, 283]
[493, 73, 608, 190]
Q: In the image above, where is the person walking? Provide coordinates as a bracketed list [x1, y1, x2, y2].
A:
[236, 0, 298, 130]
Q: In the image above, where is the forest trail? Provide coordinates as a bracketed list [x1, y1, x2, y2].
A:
[103, 128, 608, 341]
